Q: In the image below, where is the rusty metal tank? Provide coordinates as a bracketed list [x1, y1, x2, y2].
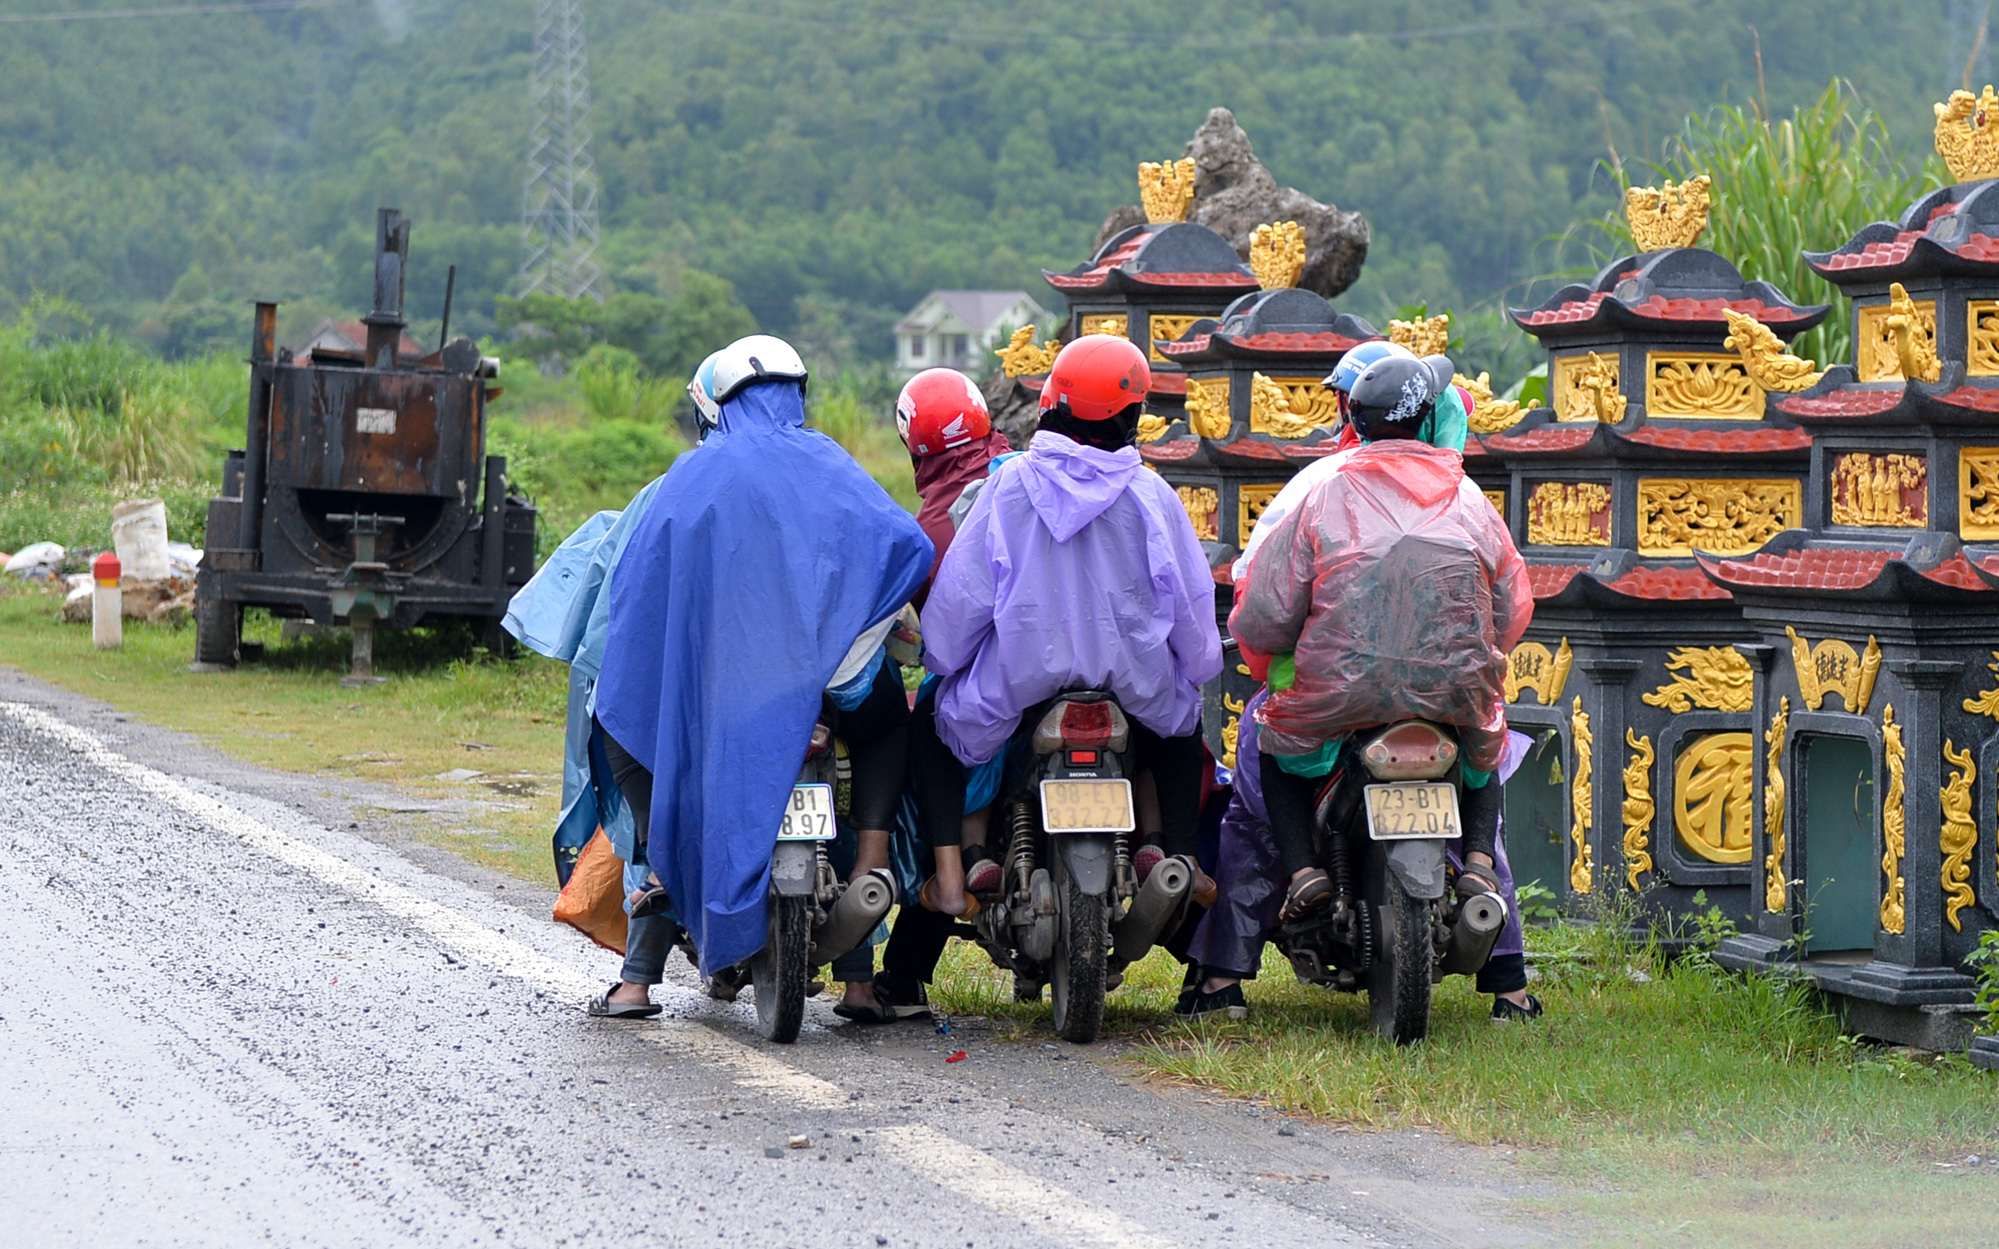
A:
[194, 208, 537, 677]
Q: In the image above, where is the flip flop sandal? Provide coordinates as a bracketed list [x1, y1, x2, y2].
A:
[918, 874, 982, 918]
[1279, 868, 1334, 923]
[1188, 859, 1219, 908]
[1455, 863, 1502, 899]
[832, 998, 899, 1023]
[587, 983, 663, 1019]
[628, 886, 674, 919]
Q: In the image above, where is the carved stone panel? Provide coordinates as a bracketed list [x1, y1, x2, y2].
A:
[1643, 352, 1762, 419]
[1079, 313, 1128, 339]
[1636, 478, 1801, 556]
[1176, 485, 1218, 540]
[1184, 376, 1232, 439]
[1237, 482, 1282, 547]
[1552, 352, 1625, 422]
[1960, 448, 1999, 540]
[1830, 452, 1927, 527]
[1526, 481, 1613, 546]
[1673, 732, 1755, 864]
[1968, 301, 1999, 377]
[1855, 297, 1937, 383]
[1146, 314, 1203, 363]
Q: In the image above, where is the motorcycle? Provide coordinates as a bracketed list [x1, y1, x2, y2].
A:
[1272, 719, 1508, 1045]
[962, 692, 1194, 1044]
[700, 717, 896, 1043]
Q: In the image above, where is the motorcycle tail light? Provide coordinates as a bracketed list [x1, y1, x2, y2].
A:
[1068, 750, 1099, 765]
[1031, 696, 1130, 755]
[807, 721, 834, 758]
[1360, 721, 1458, 780]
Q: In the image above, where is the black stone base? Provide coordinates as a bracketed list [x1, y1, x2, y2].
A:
[1971, 1035, 1999, 1071]
[1829, 996, 1980, 1052]
[1815, 960, 1976, 1007]
[1713, 934, 1798, 973]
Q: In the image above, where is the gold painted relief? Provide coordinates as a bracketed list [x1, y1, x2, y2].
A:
[1079, 314, 1128, 340]
[1249, 221, 1306, 290]
[1483, 488, 1505, 518]
[1763, 697, 1791, 913]
[1526, 481, 1613, 546]
[1636, 478, 1800, 557]
[1237, 482, 1282, 546]
[1553, 351, 1625, 422]
[1642, 646, 1754, 713]
[1266, 376, 1341, 427]
[1138, 157, 1195, 223]
[1969, 302, 1999, 376]
[1134, 414, 1169, 443]
[1183, 376, 1232, 440]
[1504, 638, 1573, 706]
[1622, 729, 1656, 891]
[1960, 448, 1999, 539]
[1625, 175, 1709, 250]
[1570, 697, 1595, 894]
[1454, 370, 1537, 433]
[1882, 705, 1907, 935]
[1723, 308, 1823, 392]
[1644, 352, 1762, 419]
[1936, 85, 1999, 182]
[1856, 292, 1937, 383]
[1220, 691, 1246, 770]
[1387, 313, 1450, 357]
[1941, 739, 1978, 931]
[1830, 452, 1927, 527]
[1674, 733, 1755, 864]
[1249, 372, 1331, 439]
[1176, 486, 1219, 541]
[1146, 313, 1203, 363]
[1964, 653, 1999, 720]
[1784, 627, 1883, 714]
[995, 325, 1059, 377]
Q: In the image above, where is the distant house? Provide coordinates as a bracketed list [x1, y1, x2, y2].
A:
[894, 290, 1051, 376]
[296, 319, 427, 363]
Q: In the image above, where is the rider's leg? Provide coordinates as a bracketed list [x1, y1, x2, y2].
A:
[597, 722, 661, 1007]
[1258, 750, 1321, 885]
[1130, 723, 1203, 858]
[838, 660, 911, 880]
[908, 687, 971, 914]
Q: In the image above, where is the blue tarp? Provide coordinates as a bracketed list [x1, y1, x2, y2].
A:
[593, 380, 932, 975]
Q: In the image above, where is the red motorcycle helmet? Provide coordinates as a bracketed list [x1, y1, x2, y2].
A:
[1038, 335, 1151, 423]
[896, 367, 992, 456]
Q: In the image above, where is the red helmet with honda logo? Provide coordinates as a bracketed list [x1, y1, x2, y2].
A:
[1037, 335, 1150, 423]
[896, 368, 992, 457]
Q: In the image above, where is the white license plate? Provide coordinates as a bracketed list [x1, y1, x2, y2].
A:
[776, 784, 836, 841]
[1363, 782, 1461, 840]
[1039, 778, 1135, 834]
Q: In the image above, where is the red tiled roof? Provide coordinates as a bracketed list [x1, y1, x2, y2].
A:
[1929, 201, 1963, 223]
[1148, 373, 1188, 396]
[1483, 426, 1597, 453]
[1211, 439, 1289, 462]
[1527, 564, 1588, 598]
[1619, 426, 1812, 453]
[1128, 271, 1260, 289]
[1936, 386, 1999, 412]
[1517, 293, 1607, 326]
[1817, 231, 1921, 271]
[1229, 331, 1367, 353]
[1707, 547, 1895, 590]
[1922, 553, 1992, 591]
[1624, 296, 1810, 322]
[1772, 388, 1903, 418]
[1158, 334, 1213, 357]
[1044, 237, 1146, 290]
[1280, 443, 1343, 462]
[1138, 439, 1200, 462]
[1603, 565, 1732, 601]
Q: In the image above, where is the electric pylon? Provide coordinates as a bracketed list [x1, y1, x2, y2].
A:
[519, 0, 604, 301]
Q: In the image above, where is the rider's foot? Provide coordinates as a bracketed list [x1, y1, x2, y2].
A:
[607, 980, 652, 1007]
[1279, 867, 1334, 922]
[1133, 844, 1165, 883]
[872, 978, 935, 1020]
[1491, 992, 1543, 1022]
[1174, 981, 1248, 1021]
[963, 847, 1002, 894]
[587, 981, 663, 1019]
[919, 874, 976, 917]
[1190, 861, 1218, 907]
[853, 827, 891, 879]
[1455, 852, 1502, 900]
[831, 979, 898, 1023]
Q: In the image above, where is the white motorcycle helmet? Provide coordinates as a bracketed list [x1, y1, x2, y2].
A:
[687, 350, 724, 439]
[708, 334, 809, 405]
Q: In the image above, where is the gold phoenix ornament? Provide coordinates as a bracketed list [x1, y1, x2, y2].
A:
[1138, 157, 1196, 224]
[1722, 308, 1823, 392]
[1250, 220, 1306, 290]
[1625, 175, 1711, 251]
[1183, 376, 1232, 439]
[1555, 351, 1626, 422]
[1934, 86, 1999, 183]
[995, 325, 1058, 377]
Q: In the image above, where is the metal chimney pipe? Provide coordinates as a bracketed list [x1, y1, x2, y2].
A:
[363, 208, 410, 369]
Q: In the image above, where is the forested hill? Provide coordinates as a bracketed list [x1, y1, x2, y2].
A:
[0, 0, 1957, 361]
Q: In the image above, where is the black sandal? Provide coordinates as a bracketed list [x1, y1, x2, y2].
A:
[1455, 862, 1502, 899]
[1279, 868, 1334, 922]
[587, 983, 663, 1019]
[629, 886, 674, 919]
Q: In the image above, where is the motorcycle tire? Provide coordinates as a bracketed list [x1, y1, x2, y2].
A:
[751, 894, 811, 1044]
[1049, 853, 1108, 1044]
[1367, 863, 1433, 1046]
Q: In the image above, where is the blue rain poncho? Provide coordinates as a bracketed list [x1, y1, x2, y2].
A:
[593, 380, 933, 976]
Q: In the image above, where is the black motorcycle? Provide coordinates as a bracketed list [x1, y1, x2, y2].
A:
[1273, 719, 1507, 1045]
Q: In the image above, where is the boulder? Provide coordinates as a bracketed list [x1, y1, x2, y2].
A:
[981, 371, 1042, 450]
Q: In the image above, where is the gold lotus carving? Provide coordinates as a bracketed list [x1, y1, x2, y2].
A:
[1184, 376, 1232, 439]
[1250, 220, 1306, 290]
[1935, 86, 1999, 183]
[1644, 352, 1761, 419]
[1723, 308, 1823, 392]
[1526, 481, 1612, 546]
[1553, 351, 1625, 422]
[1642, 646, 1755, 713]
[1387, 312, 1449, 358]
[1763, 696, 1791, 913]
[1504, 637, 1573, 706]
[1674, 732, 1755, 865]
[1138, 157, 1195, 224]
[1622, 729, 1656, 891]
[995, 325, 1058, 377]
[1882, 705, 1907, 935]
[1856, 290, 1937, 383]
[1636, 477, 1801, 557]
[1941, 739, 1978, 931]
[1785, 627, 1882, 715]
[1250, 373, 1339, 439]
[1570, 697, 1594, 894]
[1830, 452, 1927, 527]
[1176, 485, 1219, 541]
[1626, 175, 1710, 251]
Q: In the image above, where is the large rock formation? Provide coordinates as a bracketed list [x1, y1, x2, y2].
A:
[1089, 107, 1369, 299]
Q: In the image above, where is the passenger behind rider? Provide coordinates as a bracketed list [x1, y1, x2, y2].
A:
[914, 335, 1224, 915]
[1220, 351, 1536, 1012]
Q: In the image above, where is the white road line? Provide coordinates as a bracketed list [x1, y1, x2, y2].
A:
[878, 1124, 1182, 1249]
[3, 700, 1186, 1249]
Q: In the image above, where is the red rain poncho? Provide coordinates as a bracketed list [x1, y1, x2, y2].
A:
[1229, 438, 1532, 772]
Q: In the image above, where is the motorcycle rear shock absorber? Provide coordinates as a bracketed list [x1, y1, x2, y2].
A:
[1317, 774, 1355, 904]
[1007, 799, 1037, 902]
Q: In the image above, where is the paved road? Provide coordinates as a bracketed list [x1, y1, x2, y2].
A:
[0, 677, 1555, 1249]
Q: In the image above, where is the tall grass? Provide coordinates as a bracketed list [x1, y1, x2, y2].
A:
[1569, 80, 1945, 370]
[808, 385, 916, 512]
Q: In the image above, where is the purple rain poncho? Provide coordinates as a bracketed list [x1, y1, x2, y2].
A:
[922, 430, 1223, 766]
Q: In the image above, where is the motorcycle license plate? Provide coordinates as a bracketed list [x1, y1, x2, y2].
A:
[1039, 778, 1135, 834]
[776, 784, 836, 841]
[1363, 782, 1461, 840]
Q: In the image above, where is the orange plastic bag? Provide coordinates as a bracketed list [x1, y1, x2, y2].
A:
[552, 829, 630, 955]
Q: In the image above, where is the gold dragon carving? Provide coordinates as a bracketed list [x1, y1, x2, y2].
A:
[1636, 478, 1801, 557]
[1969, 302, 1999, 376]
[1881, 705, 1907, 935]
[1831, 452, 1927, 527]
[1526, 481, 1612, 546]
[1249, 372, 1332, 439]
[1220, 691, 1246, 770]
[1625, 175, 1710, 251]
[1722, 308, 1824, 392]
[1622, 729, 1656, 891]
[1784, 627, 1883, 714]
[1554, 351, 1626, 422]
[1453, 370, 1540, 433]
[1138, 157, 1196, 224]
[1959, 449, 1999, 539]
[1889, 282, 1942, 382]
[995, 325, 1059, 377]
[1250, 220, 1306, 290]
[1674, 733, 1756, 864]
[1387, 313, 1450, 358]
[1569, 697, 1595, 894]
[1176, 486, 1219, 541]
[1505, 638, 1574, 706]
[1963, 652, 1999, 720]
[1080, 314, 1128, 340]
[1941, 739, 1978, 931]
[1641, 646, 1755, 713]
[1134, 414, 1169, 443]
[1934, 86, 1999, 183]
[1183, 376, 1232, 439]
[1856, 291, 1937, 383]
[1763, 696, 1791, 913]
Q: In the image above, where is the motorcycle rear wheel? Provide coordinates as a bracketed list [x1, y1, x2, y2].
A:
[751, 894, 811, 1044]
[1049, 854, 1108, 1044]
[1367, 866, 1434, 1045]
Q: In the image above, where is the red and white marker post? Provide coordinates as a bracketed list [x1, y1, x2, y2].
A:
[92, 551, 122, 650]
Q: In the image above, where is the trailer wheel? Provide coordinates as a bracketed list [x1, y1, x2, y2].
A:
[194, 590, 240, 668]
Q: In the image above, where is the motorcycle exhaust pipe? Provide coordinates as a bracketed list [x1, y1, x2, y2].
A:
[1439, 891, 1507, 976]
[1110, 855, 1192, 968]
[810, 869, 894, 964]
